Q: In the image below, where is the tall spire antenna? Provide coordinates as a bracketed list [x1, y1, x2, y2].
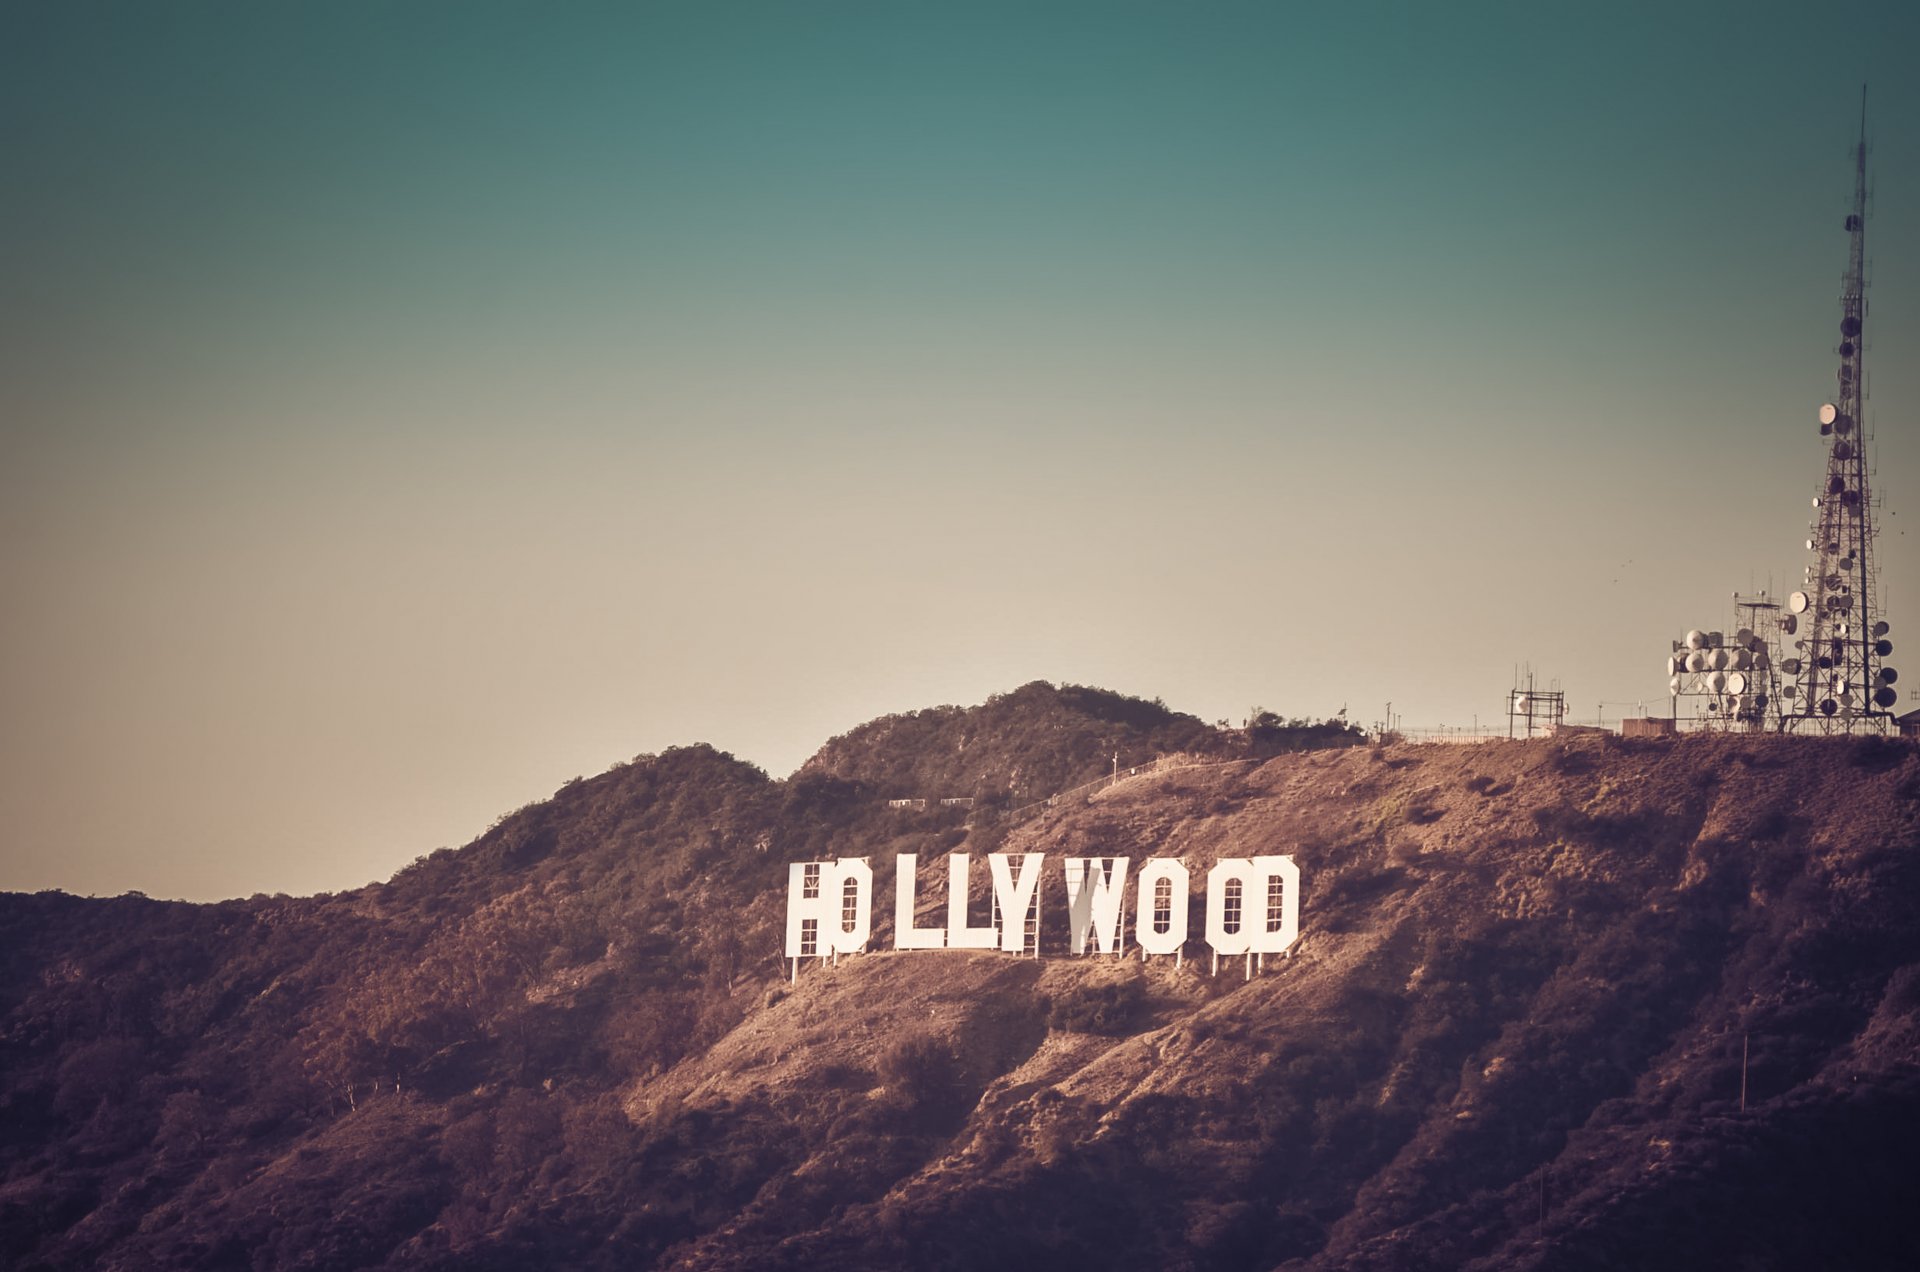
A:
[1782, 87, 1896, 731]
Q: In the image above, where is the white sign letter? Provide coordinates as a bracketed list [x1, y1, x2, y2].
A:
[1204, 858, 1255, 956]
[1246, 854, 1300, 954]
[947, 854, 999, 949]
[894, 853, 946, 949]
[1206, 855, 1300, 956]
[1064, 857, 1130, 955]
[829, 858, 873, 954]
[1134, 858, 1190, 956]
[785, 862, 829, 959]
[989, 852, 1044, 953]
[786, 859, 871, 959]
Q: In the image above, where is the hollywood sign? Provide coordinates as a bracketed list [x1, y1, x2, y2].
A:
[785, 852, 1299, 978]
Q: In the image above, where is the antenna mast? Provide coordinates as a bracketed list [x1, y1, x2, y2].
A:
[1782, 87, 1897, 732]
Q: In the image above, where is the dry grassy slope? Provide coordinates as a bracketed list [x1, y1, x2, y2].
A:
[2, 726, 1917, 1272]
[642, 734, 1920, 1271]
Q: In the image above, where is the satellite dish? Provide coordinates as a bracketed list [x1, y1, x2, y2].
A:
[1706, 670, 1728, 693]
[1708, 649, 1731, 671]
[1839, 557, 1855, 572]
[1819, 403, 1839, 425]
[1783, 684, 1799, 699]
[1755, 648, 1771, 670]
[1836, 414, 1855, 436]
[1835, 440, 1855, 461]
[1782, 657, 1802, 675]
[1840, 341, 1856, 356]
[1876, 639, 1894, 657]
[1788, 591, 1810, 613]
[1781, 614, 1798, 635]
[1735, 627, 1755, 646]
[1686, 651, 1709, 672]
[1874, 686, 1898, 708]
[1726, 671, 1749, 695]
[1873, 620, 1889, 638]
[1842, 489, 1861, 507]
[1878, 667, 1898, 685]
[1685, 630, 1707, 650]
[1731, 648, 1753, 671]
[1669, 676, 1682, 697]
[1820, 698, 1839, 716]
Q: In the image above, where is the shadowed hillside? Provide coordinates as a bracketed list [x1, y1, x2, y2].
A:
[1, 689, 1917, 1271]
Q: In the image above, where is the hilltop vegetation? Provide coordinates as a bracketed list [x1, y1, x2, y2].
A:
[799, 680, 1230, 805]
[0, 688, 1916, 1270]
[798, 680, 1362, 807]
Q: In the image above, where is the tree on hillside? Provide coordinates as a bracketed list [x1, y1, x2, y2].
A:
[1247, 707, 1367, 755]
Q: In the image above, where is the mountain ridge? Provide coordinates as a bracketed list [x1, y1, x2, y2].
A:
[1, 687, 1916, 1270]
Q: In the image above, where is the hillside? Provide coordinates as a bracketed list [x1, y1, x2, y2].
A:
[1, 687, 1917, 1270]
[797, 680, 1236, 804]
[798, 681, 1359, 807]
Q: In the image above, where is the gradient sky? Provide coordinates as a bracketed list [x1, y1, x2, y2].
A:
[3, 1, 1917, 901]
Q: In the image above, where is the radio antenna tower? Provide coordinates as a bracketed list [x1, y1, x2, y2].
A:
[1782, 87, 1898, 732]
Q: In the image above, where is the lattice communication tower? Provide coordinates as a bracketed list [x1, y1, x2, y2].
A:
[1781, 90, 1899, 732]
[1507, 668, 1565, 739]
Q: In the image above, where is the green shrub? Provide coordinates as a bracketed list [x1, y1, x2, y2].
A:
[1045, 976, 1147, 1035]
[878, 1035, 960, 1107]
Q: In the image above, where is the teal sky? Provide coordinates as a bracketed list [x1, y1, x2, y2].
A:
[4, 2, 1917, 900]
